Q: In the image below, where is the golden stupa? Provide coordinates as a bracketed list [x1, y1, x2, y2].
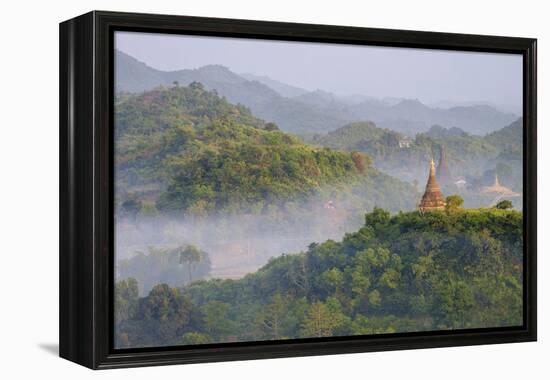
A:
[419, 159, 446, 212]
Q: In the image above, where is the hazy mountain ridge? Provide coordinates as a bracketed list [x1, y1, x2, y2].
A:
[116, 50, 519, 136]
[430, 99, 522, 116]
[116, 50, 348, 134]
[240, 72, 308, 98]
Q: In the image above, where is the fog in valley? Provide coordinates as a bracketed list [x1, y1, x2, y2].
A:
[116, 213, 351, 291]
[115, 178, 418, 294]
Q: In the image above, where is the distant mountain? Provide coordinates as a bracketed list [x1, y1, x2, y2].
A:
[291, 89, 342, 107]
[345, 99, 518, 136]
[240, 72, 308, 98]
[116, 50, 519, 136]
[116, 51, 278, 103]
[338, 94, 383, 105]
[292, 94, 518, 136]
[431, 100, 522, 116]
[115, 50, 168, 92]
[116, 50, 350, 134]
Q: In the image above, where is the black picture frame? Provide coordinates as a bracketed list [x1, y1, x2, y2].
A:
[59, 10, 537, 369]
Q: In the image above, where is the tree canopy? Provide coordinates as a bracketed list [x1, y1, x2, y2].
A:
[115, 207, 523, 348]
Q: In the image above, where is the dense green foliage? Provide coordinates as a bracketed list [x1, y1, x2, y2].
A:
[115, 208, 523, 348]
[425, 124, 468, 139]
[116, 84, 418, 217]
[484, 119, 523, 151]
[154, 123, 364, 215]
[311, 122, 402, 156]
[445, 195, 464, 213]
[496, 200, 514, 210]
[116, 82, 264, 186]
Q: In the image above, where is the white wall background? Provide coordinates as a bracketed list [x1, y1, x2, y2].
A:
[0, 0, 547, 377]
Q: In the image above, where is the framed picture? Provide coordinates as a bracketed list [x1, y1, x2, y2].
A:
[59, 11, 537, 369]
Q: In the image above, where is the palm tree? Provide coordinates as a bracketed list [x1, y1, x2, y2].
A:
[178, 245, 203, 283]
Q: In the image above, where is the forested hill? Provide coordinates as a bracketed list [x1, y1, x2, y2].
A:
[115, 83, 418, 217]
[484, 118, 523, 151]
[115, 207, 523, 347]
[310, 119, 523, 193]
[312, 119, 522, 160]
[115, 81, 266, 190]
[311, 121, 402, 151]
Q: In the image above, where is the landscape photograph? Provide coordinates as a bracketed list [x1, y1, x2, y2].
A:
[113, 31, 524, 349]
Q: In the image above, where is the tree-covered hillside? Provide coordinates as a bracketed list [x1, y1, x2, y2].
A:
[115, 207, 523, 348]
[115, 83, 418, 218]
[484, 118, 523, 151]
[311, 119, 523, 199]
[312, 119, 521, 168]
[311, 121, 403, 155]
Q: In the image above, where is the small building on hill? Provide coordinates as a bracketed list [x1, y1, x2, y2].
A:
[399, 136, 413, 148]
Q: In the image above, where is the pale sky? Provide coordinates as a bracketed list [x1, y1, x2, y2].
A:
[115, 31, 523, 109]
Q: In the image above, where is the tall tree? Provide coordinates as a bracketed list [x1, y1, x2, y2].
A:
[445, 194, 464, 213]
[301, 300, 343, 338]
[255, 294, 289, 340]
[178, 245, 203, 282]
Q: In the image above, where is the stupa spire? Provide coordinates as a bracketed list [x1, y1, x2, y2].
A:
[430, 158, 436, 176]
[419, 158, 446, 212]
